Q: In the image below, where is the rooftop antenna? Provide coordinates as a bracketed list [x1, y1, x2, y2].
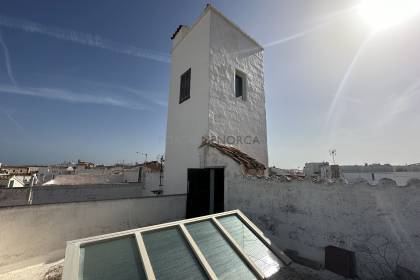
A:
[157, 154, 164, 187]
[136, 152, 140, 164]
[329, 149, 337, 165]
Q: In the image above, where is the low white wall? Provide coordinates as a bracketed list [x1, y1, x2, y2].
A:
[0, 195, 186, 274]
[225, 176, 420, 279]
[343, 171, 420, 186]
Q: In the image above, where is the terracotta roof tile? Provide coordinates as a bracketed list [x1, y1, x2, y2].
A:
[200, 139, 266, 173]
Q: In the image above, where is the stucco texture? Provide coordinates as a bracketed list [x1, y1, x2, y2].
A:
[209, 10, 268, 168]
[226, 177, 420, 279]
[0, 195, 186, 274]
[164, 8, 269, 194]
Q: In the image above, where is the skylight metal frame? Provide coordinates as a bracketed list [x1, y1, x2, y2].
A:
[62, 209, 291, 280]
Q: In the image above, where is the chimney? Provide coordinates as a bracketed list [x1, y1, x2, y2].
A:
[171, 25, 190, 49]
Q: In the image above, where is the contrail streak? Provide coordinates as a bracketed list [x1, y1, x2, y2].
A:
[264, 21, 330, 47]
[0, 14, 170, 63]
[265, 5, 359, 48]
[325, 35, 372, 126]
[232, 5, 359, 56]
[32, 73, 167, 108]
[229, 22, 328, 56]
[230, 21, 331, 56]
[0, 84, 145, 110]
[0, 107, 24, 132]
[0, 31, 17, 86]
[378, 77, 420, 127]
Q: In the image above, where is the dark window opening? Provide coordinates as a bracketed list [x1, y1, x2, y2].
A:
[235, 74, 243, 98]
[179, 68, 191, 104]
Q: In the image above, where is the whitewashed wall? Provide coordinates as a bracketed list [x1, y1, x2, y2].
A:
[164, 11, 211, 195]
[164, 7, 269, 194]
[143, 171, 162, 190]
[225, 176, 420, 278]
[209, 9, 268, 168]
[0, 195, 186, 274]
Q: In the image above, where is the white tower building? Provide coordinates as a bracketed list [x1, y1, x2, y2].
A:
[164, 5, 268, 197]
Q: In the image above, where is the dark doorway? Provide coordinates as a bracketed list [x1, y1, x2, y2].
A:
[186, 168, 224, 218]
[325, 246, 356, 278]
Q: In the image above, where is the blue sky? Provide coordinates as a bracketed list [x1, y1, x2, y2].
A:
[0, 0, 419, 168]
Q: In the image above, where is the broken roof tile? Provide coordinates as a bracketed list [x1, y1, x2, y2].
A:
[200, 139, 266, 173]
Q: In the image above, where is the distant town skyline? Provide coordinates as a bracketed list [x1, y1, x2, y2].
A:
[1, 0, 420, 168]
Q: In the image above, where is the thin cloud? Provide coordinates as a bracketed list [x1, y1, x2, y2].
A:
[0, 30, 17, 86]
[116, 86, 167, 107]
[0, 14, 170, 63]
[264, 21, 329, 48]
[33, 74, 168, 108]
[379, 78, 420, 127]
[325, 35, 372, 127]
[0, 108, 24, 132]
[231, 5, 359, 56]
[266, 5, 359, 48]
[0, 84, 145, 110]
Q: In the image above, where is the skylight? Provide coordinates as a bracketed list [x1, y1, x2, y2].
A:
[62, 210, 291, 280]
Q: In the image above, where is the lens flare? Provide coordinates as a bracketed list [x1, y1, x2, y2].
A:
[358, 0, 420, 31]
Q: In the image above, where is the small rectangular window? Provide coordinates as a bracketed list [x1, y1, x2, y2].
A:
[179, 68, 191, 104]
[235, 71, 246, 99]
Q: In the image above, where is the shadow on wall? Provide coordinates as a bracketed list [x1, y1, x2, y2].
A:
[225, 175, 420, 279]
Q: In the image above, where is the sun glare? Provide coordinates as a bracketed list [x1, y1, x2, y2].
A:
[358, 0, 420, 32]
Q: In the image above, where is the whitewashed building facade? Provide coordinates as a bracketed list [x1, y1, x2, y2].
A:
[164, 5, 268, 197]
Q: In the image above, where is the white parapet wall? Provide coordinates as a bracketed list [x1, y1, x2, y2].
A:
[0, 194, 186, 274]
[225, 176, 420, 279]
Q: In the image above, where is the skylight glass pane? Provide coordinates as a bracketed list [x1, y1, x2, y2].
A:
[186, 221, 256, 280]
[79, 236, 146, 280]
[218, 215, 282, 278]
[142, 227, 207, 280]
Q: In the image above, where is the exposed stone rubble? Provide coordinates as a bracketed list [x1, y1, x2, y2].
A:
[43, 264, 63, 280]
[0, 260, 63, 280]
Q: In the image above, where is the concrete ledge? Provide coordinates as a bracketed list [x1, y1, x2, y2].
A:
[0, 194, 187, 274]
[0, 188, 29, 207]
[0, 184, 173, 208]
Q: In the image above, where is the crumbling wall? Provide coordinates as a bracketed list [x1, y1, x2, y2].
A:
[225, 176, 420, 278]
